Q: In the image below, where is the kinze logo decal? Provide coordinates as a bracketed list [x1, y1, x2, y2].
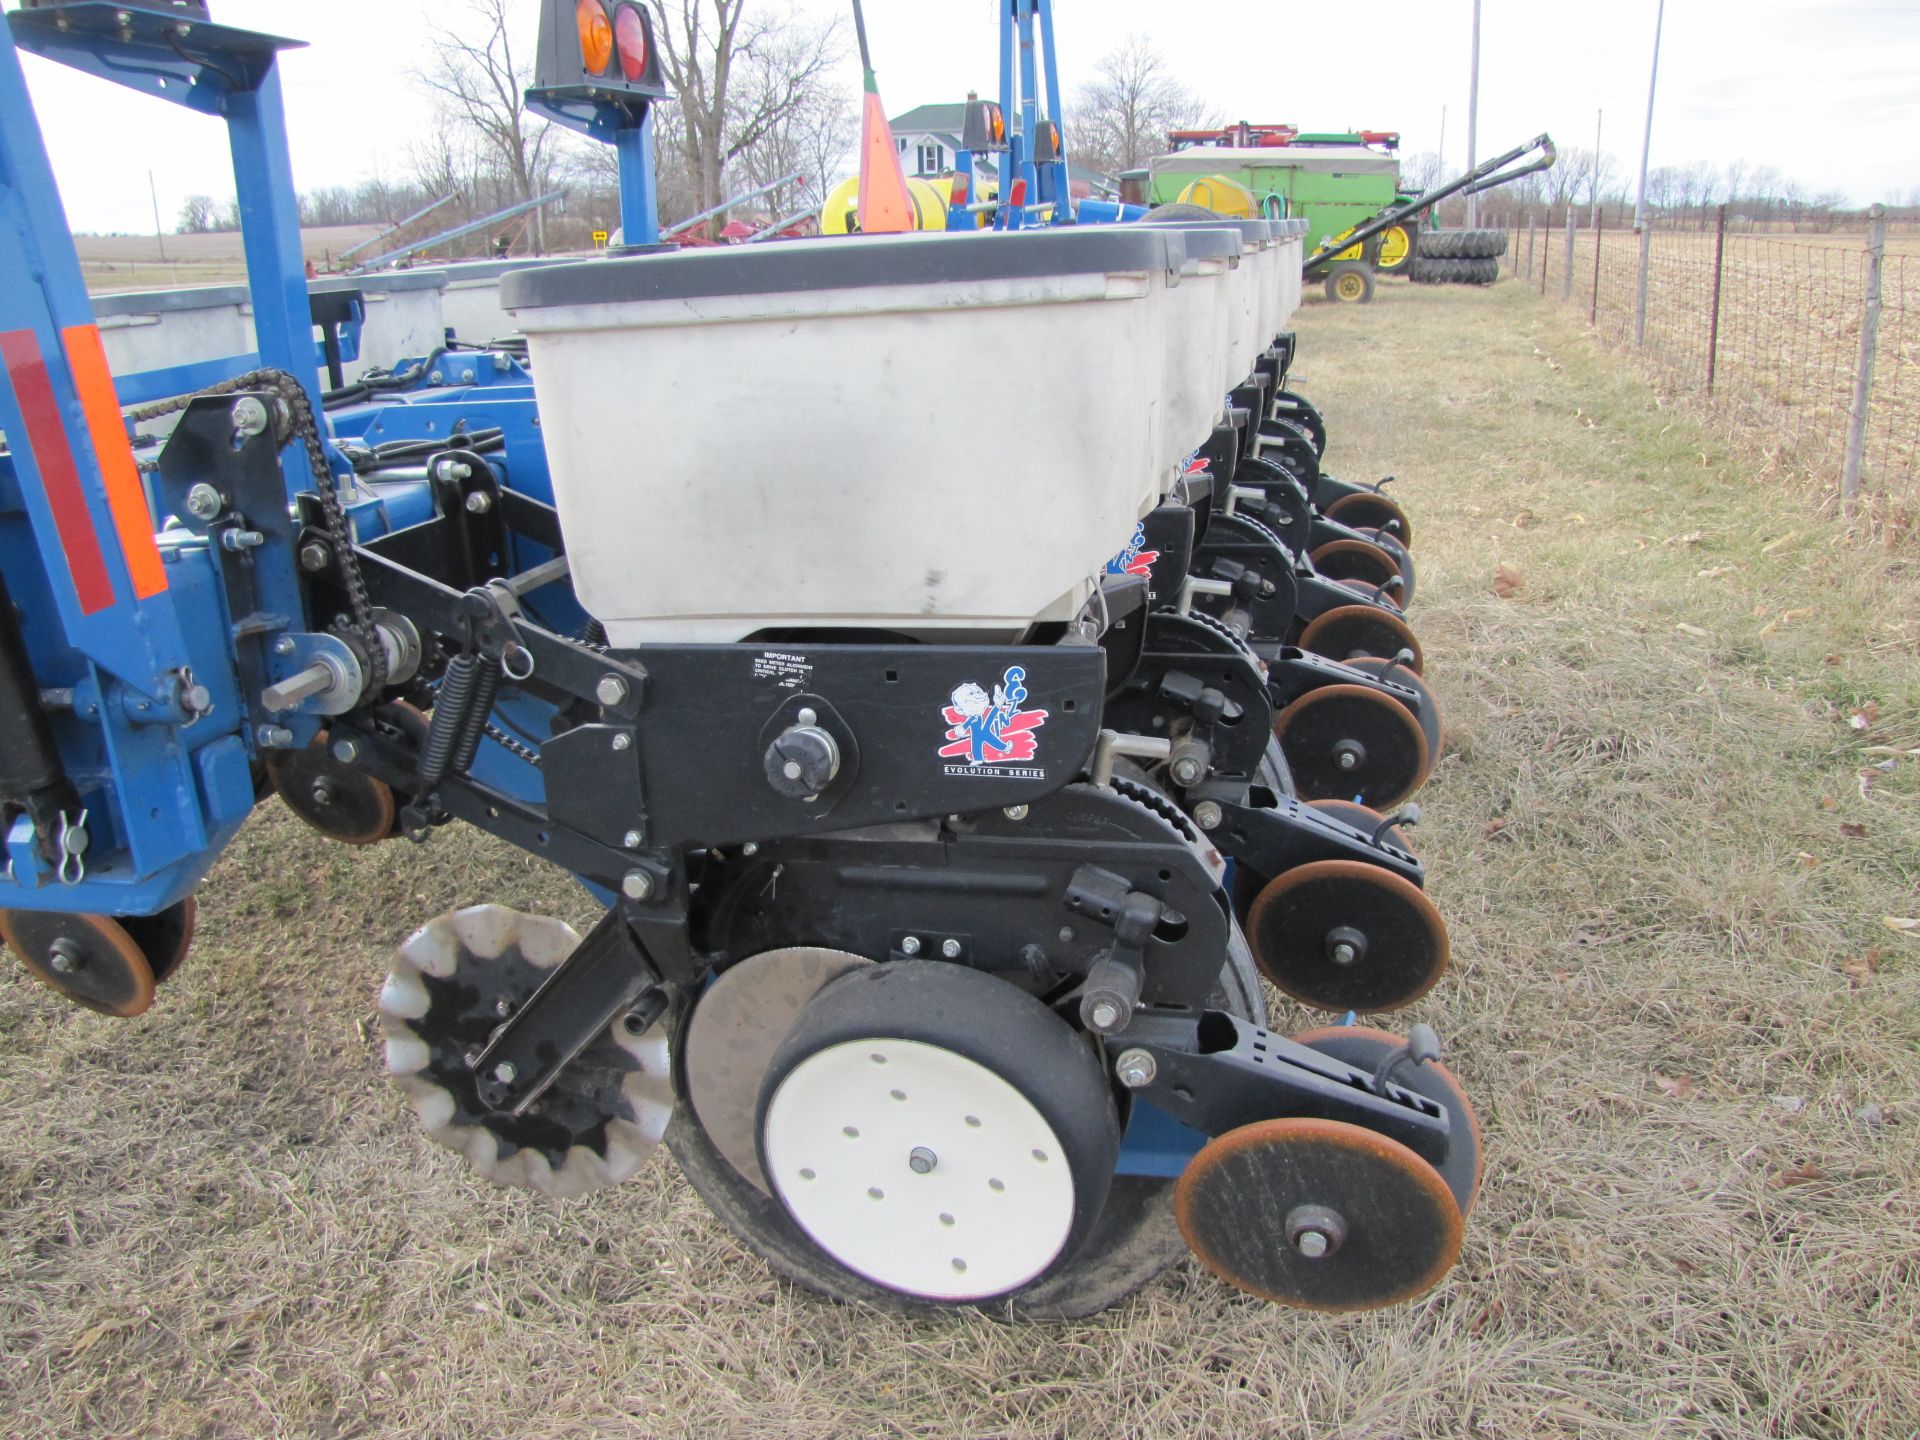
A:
[940, 665, 1047, 778]
[1104, 521, 1161, 579]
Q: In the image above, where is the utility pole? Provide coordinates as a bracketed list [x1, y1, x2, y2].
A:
[148, 170, 167, 263]
[1591, 109, 1602, 228]
[1633, 0, 1665, 347]
[1465, 0, 1482, 228]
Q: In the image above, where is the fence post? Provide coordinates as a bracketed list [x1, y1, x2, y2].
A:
[1540, 216, 1549, 294]
[1563, 210, 1575, 300]
[1841, 203, 1888, 512]
[1526, 217, 1536, 279]
[1590, 213, 1602, 324]
[1634, 223, 1651, 346]
[1706, 203, 1728, 395]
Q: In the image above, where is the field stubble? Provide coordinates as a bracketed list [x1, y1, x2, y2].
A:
[1, 283, 1917, 1438]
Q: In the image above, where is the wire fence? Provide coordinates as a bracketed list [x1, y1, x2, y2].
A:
[1502, 207, 1917, 537]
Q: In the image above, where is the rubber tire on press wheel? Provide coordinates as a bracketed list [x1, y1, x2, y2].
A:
[664, 931, 1267, 1321]
[1324, 261, 1374, 305]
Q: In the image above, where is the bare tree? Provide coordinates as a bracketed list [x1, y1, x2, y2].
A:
[177, 194, 217, 234]
[415, 0, 556, 247]
[1399, 151, 1445, 194]
[728, 22, 855, 221]
[1071, 35, 1213, 176]
[647, 1, 843, 237]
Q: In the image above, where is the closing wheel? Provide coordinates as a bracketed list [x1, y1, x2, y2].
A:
[1310, 537, 1409, 597]
[119, 896, 198, 985]
[1290, 1025, 1482, 1215]
[667, 926, 1265, 1320]
[1323, 491, 1414, 548]
[267, 731, 396, 845]
[757, 962, 1120, 1303]
[1339, 657, 1443, 783]
[0, 909, 156, 1017]
[1246, 858, 1450, 1012]
[1323, 261, 1375, 305]
[1296, 604, 1425, 675]
[1274, 683, 1428, 808]
[1307, 799, 1416, 854]
[1175, 1116, 1462, 1311]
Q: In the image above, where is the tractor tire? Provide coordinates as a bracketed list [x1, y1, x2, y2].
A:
[1323, 261, 1375, 304]
[1462, 257, 1500, 285]
[1417, 230, 1456, 260]
[1375, 222, 1415, 273]
[1454, 229, 1508, 259]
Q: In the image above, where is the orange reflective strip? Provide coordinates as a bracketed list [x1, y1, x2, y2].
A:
[62, 323, 166, 600]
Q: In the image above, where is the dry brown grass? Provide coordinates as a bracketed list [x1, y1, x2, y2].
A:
[3, 281, 1919, 1439]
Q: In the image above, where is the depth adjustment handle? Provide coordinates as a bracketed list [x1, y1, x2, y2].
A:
[1064, 865, 1166, 1035]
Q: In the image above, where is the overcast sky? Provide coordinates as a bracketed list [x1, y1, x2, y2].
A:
[17, 0, 1920, 235]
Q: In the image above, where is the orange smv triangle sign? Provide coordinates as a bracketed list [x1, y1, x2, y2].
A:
[852, 0, 915, 234]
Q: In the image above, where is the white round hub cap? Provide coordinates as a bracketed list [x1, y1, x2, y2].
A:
[762, 1038, 1077, 1301]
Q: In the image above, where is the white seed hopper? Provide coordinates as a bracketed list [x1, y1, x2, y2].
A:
[503, 228, 1186, 645]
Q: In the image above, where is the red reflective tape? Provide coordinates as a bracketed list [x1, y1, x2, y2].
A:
[0, 329, 115, 615]
[63, 323, 167, 600]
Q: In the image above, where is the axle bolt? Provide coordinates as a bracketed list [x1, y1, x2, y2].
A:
[1002, 805, 1029, 821]
[1295, 1230, 1330, 1259]
[256, 725, 294, 748]
[900, 936, 922, 956]
[48, 940, 82, 976]
[185, 483, 223, 520]
[1285, 1204, 1347, 1259]
[908, 1146, 938, 1175]
[491, 1061, 517, 1084]
[331, 737, 361, 764]
[611, 733, 631, 752]
[1114, 1048, 1157, 1089]
[595, 675, 629, 708]
[620, 869, 654, 901]
[1334, 740, 1364, 772]
[940, 938, 962, 959]
[1170, 756, 1204, 787]
[1088, 999, 1122, 1033]
[1192, 800, 1224, 830]
[1330, 941, 1358, 967]
[299, 541, 332, 573]
[229, 395, 269, 438]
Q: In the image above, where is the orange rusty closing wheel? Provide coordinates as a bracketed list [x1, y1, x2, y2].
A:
[1174, 1115, 1463, 1311]
[1323, 491, 1414, 549]
[0, 908, 158, 1016]
[1245, 858, 1450, 1013]
[1273, 683, 1428, 809]
[1296, 604, 1424, 675]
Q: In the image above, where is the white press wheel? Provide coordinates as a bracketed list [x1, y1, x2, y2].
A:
[755, 962, 1119, 1305]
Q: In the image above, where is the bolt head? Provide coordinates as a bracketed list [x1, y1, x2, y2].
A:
[1171, 757, 1203, 786]
[1330, 941, 1358, 967]
[595, 675, 629, 708]
[620, 869, 653, 901]
[1088, 1000, 1121, 1032]
[1294, 1229, 1330, 1258]
[49, 951, 77, 975]
[1336, 750, 1359, 771]
[900, 936, 922, 956]
[494, 998, 514, 1018]
[1192, 800, 1224, 830]
[274, 636, 298, 656]
[1114, 1048, 1157, 1089]
[622, 830, 643, 850]
[331, 737, 360, 764]
[491, 1061, 517, 1084]
[464, 490, 492, 514]
[908, 1146, 938, 1174]
[230, 395, 269, 437]
[1002, 805, 1029, 821]
[611, 733, 632, 752]
[940, 938, 962, 959]
[299, 541, 332, 573]
[740, 842, 758, 857]
[185, 483, 222, 520]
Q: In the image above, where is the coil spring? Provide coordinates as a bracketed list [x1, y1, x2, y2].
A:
[419, 655, 477, 788]
[449, 663, 502, 775]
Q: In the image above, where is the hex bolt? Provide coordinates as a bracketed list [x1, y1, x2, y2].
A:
[940, 938, 962, 959]
[185, 483, 223, 520]
[299, 541, 332, 573]
[620, 869, 654, 901]
[256, 724, 295, 748]
[1003, 805, 1029, 821]
[274, 636, 298, 657]
[908, 1146, 938, 1175]
[740, 842, 758, 857]
[1170, 756, 1204, 787]
[310, 782, 333, 807]
[1088, 999, 1121, 1032]
[220, 528, 266, 552]
[1192, 800, 1224, 830]
[491, 1061, 517, 1085]
[595, 675, 629, 707]
[331, 737, 361, 764]
[464, 490, 493, 514]
[1333, 740, 1364, 772]
[1294, 1230, 1330, 1259]
[428, 370, 444, 385]
[1114, 1048, 1157, 1089]
[1285, 1204, 1347, 1259]
[48, 939, 82, 976]
[900, 936, 922, 956]
[494, 998, 514, 1018]
[230, 395, 269, 438]
[1330, 941, 1359, 967]
[611, 733, 632, 752]
[622, 830, 643, 850]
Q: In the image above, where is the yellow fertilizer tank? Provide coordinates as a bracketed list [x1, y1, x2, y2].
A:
[820, 175, 951, 234]
[1175, 175, 1257, 219]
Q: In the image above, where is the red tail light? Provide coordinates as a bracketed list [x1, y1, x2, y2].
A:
[613, 3, 648, 82]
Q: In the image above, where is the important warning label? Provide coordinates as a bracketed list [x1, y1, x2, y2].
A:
[752, 651, 814, 688]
